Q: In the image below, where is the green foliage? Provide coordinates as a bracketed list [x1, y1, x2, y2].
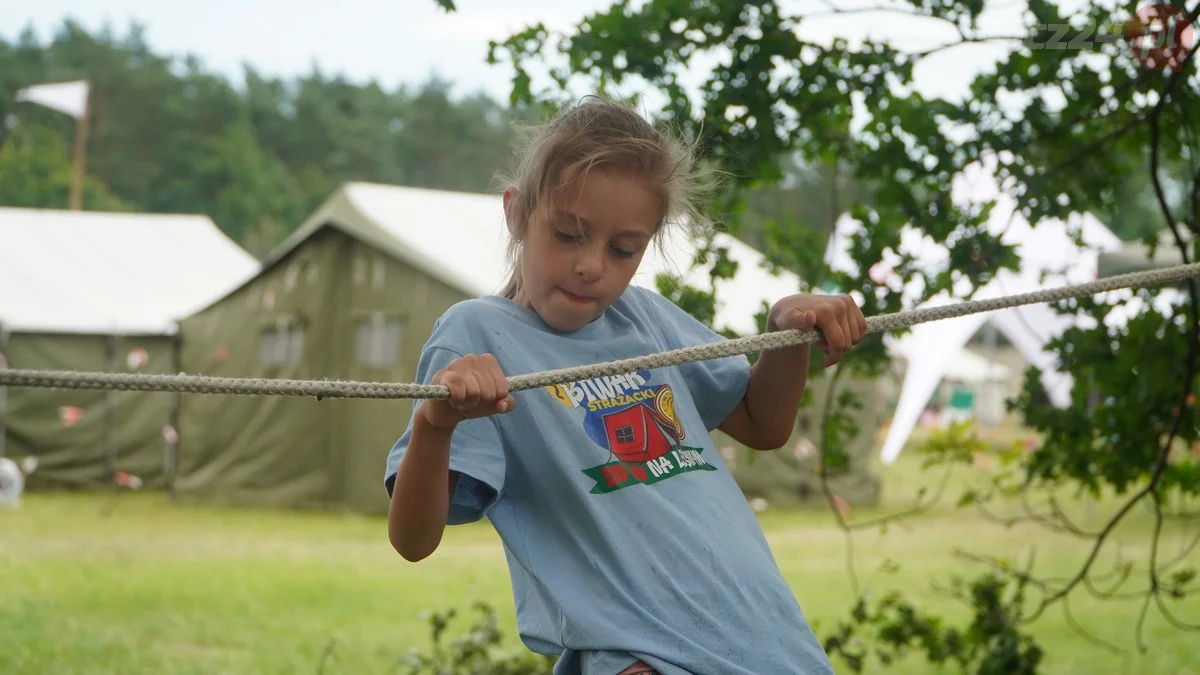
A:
[0, 123, 126, 210]
[914, 420, 1200, 664]
[653, 237, 744, 339]
[1014, 300, 1200, 497]
[399, 602, 556, 675]
[823, 573, 1044, 675]
[407, 579, 1046, 675]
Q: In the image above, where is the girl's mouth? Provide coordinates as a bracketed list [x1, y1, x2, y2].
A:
[559, 288, 595, 304]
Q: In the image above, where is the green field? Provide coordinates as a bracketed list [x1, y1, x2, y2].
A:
[2, 438, 1197, 675]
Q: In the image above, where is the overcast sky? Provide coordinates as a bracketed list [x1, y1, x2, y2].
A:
[3, 0, 1085, 105]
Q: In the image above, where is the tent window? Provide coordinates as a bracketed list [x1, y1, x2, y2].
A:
[372, 255, 386, 290]
[259, 322, 304, 367]
[355, 314, 402, 368]
[353, 256, 367, 286]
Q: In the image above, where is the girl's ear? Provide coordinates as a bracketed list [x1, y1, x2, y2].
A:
[502, 187, 520, 239]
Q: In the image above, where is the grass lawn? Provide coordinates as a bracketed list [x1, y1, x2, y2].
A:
[2, 434, 1198, 675]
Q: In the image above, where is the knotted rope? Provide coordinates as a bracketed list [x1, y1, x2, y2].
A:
[1, 262, 1198, 400]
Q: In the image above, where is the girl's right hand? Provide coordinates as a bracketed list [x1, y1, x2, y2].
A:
[419, 353, 515, 430]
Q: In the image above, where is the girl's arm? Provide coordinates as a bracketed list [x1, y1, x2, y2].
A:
[387, 404, 460, 562]
[718, 295, 865, 450]
[717, 342, 811, 450]
[387, 352, 513, 562]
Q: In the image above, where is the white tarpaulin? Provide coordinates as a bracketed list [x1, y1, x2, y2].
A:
[823, 156, 1150, 464]
[889, 331, 1012, 384]
[0, 207, 260, 335]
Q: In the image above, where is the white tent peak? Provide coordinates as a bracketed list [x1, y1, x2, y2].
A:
[822, 158, 1152, 464]
[0, 207, 259, 335]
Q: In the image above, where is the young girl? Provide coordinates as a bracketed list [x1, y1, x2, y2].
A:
[385, 95, 866, 675]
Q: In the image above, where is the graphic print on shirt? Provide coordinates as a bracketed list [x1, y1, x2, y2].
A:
[546, 369, 717, 494]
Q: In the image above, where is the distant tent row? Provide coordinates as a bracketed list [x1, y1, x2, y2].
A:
[0, 207, 258, 489]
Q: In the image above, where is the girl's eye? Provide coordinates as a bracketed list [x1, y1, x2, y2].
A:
[610, 246, 634, 258]
[554, 229, 581, 243]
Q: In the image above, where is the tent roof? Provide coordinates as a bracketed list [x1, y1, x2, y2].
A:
[264, 182, 801, 336]
[1098, 226, 1193, 277]
[0, 207, 259, 336]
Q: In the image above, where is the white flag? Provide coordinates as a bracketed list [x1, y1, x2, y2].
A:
[15, 80, 89, 119]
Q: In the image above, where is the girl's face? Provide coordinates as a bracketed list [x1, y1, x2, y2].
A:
[504, 169, 662, 333]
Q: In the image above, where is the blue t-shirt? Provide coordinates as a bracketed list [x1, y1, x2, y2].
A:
[384, 285, 833, 675]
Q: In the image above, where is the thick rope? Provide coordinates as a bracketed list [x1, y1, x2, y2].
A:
[2, 262, 1198, 400]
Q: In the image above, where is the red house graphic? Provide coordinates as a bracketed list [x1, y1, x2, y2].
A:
[602, 403, 681, 463]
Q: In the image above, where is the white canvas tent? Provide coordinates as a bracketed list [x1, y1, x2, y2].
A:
[825, 158, 1186, 464]
[0, 207, 260, 335]
[0, 206, 259, 488]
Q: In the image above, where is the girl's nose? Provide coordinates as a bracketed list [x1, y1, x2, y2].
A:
[574, 246, 603, 282]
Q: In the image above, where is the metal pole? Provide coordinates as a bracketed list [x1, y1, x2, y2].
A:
[0, 322, 8, 460]
[984, 320, 999, 426]
[105, 335, 117, 479]
[68, 91, 90, 210]
[165, 333, 182, 495]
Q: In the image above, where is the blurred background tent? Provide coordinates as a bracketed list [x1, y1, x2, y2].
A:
[0, 207, 258, 490]
[1097, 226, 1194, 277]
[172, 182, 504, 515]
[171, 181, 888, 514]
[821, 158, 1154, 466]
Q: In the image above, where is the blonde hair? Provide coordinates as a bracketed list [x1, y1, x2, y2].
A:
[496, 95, 717, 299]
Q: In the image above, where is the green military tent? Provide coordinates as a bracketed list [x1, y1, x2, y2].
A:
[172, 183, 507, 514]
[0, 207, 259, 491]
[171, 181, 883, 515]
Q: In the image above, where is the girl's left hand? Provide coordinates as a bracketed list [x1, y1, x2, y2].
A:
[768, 294, 867, 367]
